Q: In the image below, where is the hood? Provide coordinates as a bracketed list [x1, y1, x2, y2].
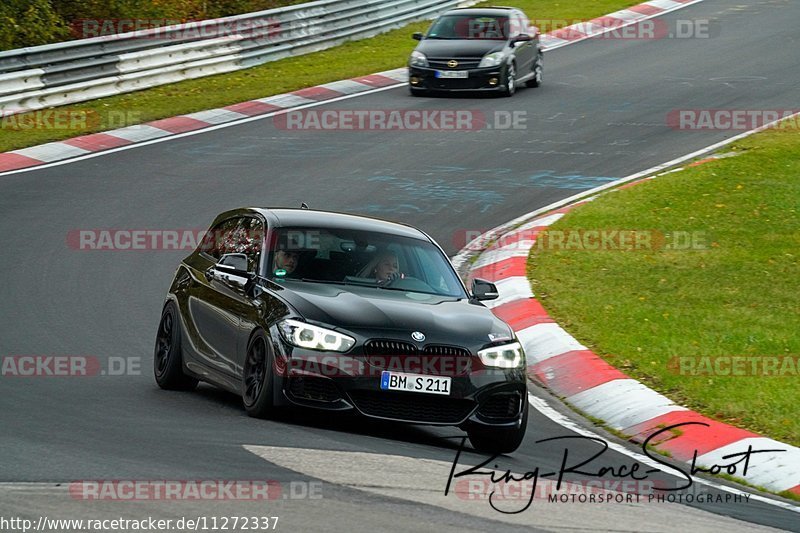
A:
[415, 39, 505, 58]
[273, 281, 513, 348]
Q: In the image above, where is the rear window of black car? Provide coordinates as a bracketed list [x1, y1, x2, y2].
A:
[427, 15, 510, 40]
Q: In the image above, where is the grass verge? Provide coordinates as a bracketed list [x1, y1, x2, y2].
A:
[529, 122, 800, 448]
[0, 0, 639, 153]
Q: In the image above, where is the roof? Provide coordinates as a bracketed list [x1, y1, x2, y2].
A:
[252, 208, 430, 240]
[442, 7, 517, 16]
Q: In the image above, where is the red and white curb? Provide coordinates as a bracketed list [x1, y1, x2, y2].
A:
[462, 188, 800, 499]
[539, 0, 703, 50]
[0, 0, 707, 175]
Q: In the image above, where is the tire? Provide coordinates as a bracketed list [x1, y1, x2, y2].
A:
[501, 62, 516, 97]
[242, 331, 277, 418]
[467, 400, 528, 454]
[526, 53, 543, 88]
[153, 302, 198, 391]
[409, 86, 428, 97]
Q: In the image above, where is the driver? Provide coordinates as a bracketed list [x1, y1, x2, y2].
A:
[373, 252, 403, 284]
[273, 249, 300, 275]
[271, 232, 312, 277]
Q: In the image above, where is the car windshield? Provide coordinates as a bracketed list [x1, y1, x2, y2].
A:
[266, 227, 467, 298]
[427, 14, 510, 40]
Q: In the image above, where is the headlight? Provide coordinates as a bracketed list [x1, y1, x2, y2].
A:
[478, 342, 524, 368]
[478, 52, 505, 68]
[410, 51, 429, 67]
[278, 319, 355, 352]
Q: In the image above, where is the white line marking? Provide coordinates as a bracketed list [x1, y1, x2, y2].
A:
[256, 93, 317, 108]
[471, 240, 534, 269]
[567, 379, 688, 430]
[646, 0, 684, 10]
[482, 276, 533, 308]
[11, 142, 89, 162]
[517, 322, 587, 364]
[527, 394, 800, 513]
[318, 79, 374, 95]
[102, 124, 172, 143]
[184, 108, 249, 124]
[513, 213, 566, 232]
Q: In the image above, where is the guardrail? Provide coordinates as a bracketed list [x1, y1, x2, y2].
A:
[0, 0, 475, 116]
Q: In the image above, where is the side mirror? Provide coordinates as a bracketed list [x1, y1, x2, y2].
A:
[412, 32, 423, 41]
[208, 253, 252, 287]
[472, 278, 499, 301]
[512, 33, 532, 44]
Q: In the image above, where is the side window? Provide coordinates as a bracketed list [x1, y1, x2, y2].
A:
[519, 14, 531, 36]
[508, 14, 522, 38]
[200, 217, 263, 272]
[200, 218, 241, 261]
[235, 217, 263, 273]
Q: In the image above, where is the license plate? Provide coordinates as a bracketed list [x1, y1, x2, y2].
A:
[380, 371, 451, 395]
[435, 70, 468, 79]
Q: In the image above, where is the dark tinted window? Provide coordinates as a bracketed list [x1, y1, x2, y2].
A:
[427, 15, 511, 40]
[266, 227, 466, 298]
[200, 217, 263, 272]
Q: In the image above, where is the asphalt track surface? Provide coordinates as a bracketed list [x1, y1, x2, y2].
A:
[1, 0, 799, 531]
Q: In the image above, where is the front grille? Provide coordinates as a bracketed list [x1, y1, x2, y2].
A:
[365, 340, 471, 357]
[478, 393, 521, 419]
[288, 377, 341, 402]
[424, 345, 471, 357]
[364, 339, 417, 356]
[349, 390, 476, 424]
[428, 58, 483, 70]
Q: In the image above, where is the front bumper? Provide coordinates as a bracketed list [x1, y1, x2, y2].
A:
[271, 341, 527, 428]
[408, 66, 507, 92]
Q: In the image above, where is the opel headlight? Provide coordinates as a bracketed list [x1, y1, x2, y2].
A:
[478, 52, 505, 68]
[410, 51, 429, 67]
[278, 319, 355, 352]
[478, 342, 524, 368]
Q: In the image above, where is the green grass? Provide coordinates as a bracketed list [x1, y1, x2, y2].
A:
[529, 124, 800, 447]
[0, 0, 639, 153]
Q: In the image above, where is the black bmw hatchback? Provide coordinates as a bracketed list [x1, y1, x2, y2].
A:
[154, 208, 528, 453]
[408, 7, 543, 96]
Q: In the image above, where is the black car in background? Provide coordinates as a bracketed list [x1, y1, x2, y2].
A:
[408, 7, 543, 96]
[154, 208, 529, 453]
